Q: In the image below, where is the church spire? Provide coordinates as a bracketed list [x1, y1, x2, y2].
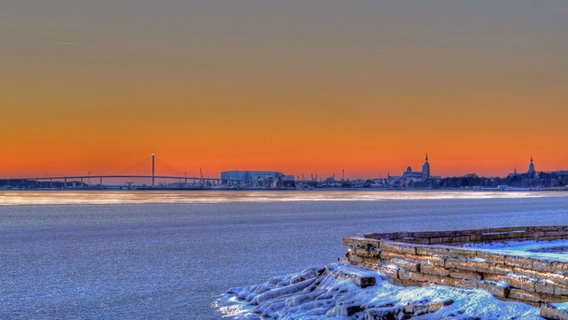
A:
[527, 156, 536, 178]
[422, 154, 430, 178]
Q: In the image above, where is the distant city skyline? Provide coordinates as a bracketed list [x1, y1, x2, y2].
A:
[0, 153, 556, 180]
[2, 1, 567, 178]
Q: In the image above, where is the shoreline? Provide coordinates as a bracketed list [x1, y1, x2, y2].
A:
[1, 187, 567, 192]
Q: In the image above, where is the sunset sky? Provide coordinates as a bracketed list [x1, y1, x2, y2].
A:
[2, 0, 568, 178]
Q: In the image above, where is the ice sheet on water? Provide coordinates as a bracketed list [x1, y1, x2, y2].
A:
[215, 263, 541, 319]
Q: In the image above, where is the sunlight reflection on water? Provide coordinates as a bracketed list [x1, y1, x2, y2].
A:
[0, 190, 563, 206]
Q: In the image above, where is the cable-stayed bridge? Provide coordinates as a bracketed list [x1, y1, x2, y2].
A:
[0, 154, 230, 190]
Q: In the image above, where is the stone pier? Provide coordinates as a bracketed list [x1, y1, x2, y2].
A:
[343, 226, 568, 319]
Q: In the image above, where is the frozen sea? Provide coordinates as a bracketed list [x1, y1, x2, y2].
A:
[1, 190, 567, 319]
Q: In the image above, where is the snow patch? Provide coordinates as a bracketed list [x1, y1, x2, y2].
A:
[216, 263, 541, 319]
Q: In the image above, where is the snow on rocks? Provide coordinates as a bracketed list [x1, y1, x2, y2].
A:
[217, 263, 542, 319]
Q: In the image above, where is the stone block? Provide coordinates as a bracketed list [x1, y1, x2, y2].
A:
[363, 238, 382, 247]
[334, 270, 377, 288]
[355, 248, 369, 257]
[412, 300, 454, 316]
[449, 270, 482, 281]
[445, 258, 492, 273]
[486, 274, 537, 292]
[468, 234, 482, 242]
[424, 273, 446, 285]
[429, 237, 451, 244]
[368, 247, 382, 257]
[444, 248, 478, 259]
[551, 261, 568, 274]
[535, 280, 556, 295]
[343, 236, 368, 247]
[534, 231, 546, 238]
[416, 238, 431, 244]
[509, 289, 544, 303]
[397, 270, 444, 284]
[378, 265, 399, 279]
[477, 251, 505, 264]
[415, 246, 437, 256]
[554, 285, 568, 296]
[488, 227, 528, 233]
[361, 257, 380, 267]
[417, 246, 451, 257]
[478, 280, 510, 298]
[515, 268, 568, 287]
[539, 226, 562, 231]
[505, 232, 527, 240]
[421, 264, 450, 277]
[379, 241, 417, 255]
[390, 258, 420, 272]
[394, 237, 415, 243]
[380, 250, 445, 266]
[487, 264, 514, 275]
[453, 278, 479, 289]
[510, 275, 538, 292]
[504, 255, 534, 269]
[366, 232, 396, 240]
[397, 278, 429, 287]
[481, 233, 509, 241]
[540, 303, 568, 320]
[353, 276, 377, 288]
[348, 254, 363, 263]
[380, 250, 409, 261]
[511, 267, 539, 279]
[413, 254, 445, 267]
[439, 277, 456, 287]
[543, 236, 565, 241]
[451, 236, 472, 243]
[394, 232, 412, 239]
[415, 246, 477, 259]
[398, 269, 427, 282]
[415, 231, 445, 238]
[533, 259, 555, 273]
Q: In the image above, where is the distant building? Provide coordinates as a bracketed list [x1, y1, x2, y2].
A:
[527, 157, 536, 178]
[509, 157, 537, 179]
[422, 154, 431, 178]
[221, 171, 294, 188]
[402, 154, 431, 179]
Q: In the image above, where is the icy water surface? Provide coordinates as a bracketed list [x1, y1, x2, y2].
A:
[1, 191, 567, 319]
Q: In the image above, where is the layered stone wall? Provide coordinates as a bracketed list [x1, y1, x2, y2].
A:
[343, 226, 568, 307]
[365, 225, 568, 246]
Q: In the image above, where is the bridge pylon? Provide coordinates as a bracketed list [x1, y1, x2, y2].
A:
[152, 153, 155, 188]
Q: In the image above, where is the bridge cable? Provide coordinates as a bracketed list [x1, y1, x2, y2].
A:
[155, 156, 184, 177]
[115, 156, 152, 175]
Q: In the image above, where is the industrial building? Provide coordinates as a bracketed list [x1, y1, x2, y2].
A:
[221, 171, 295, 188]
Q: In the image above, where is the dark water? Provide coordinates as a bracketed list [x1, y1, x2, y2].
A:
[1, 191, 567, 319]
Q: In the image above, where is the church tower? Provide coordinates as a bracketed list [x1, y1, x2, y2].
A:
[527, 156, 536, 178]
[422, 154, 430, 178]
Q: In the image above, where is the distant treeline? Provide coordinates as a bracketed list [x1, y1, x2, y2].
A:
[0, 179, 87, 189]
[410, 171, 568, 189]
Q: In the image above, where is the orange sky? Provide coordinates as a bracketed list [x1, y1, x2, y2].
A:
[2, 1, 568, 179]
